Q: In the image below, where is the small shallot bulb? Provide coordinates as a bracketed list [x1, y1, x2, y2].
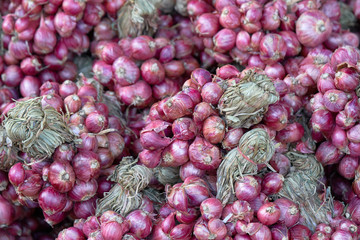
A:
[59, 80, 78, 98]
[172, 117, 197, 141]
[164, 60, 186, 78]
[141, 58, 165, 85]
[269, 153, 291, 175]
[338, 156, 358, 180]
[289, 225, 311, 240]
[278, 31, 302, 57]
[8, 163, 25, 187]
[261, 6, 280, 31]
[54, 11, 77, 37]
[261, 172, 284, 195]
[175, 39, 193, 59]
[116, 80, 153, 108]
[257, 202, 281, 226]
[159, 44, 175, 63]
[2, 65, 23, 87]
[331, 126, 349, 154]
[100, 220, 126, 240]
[316, 141, 343, 166]
[72, 151, 101, 182]
[57, 227, 85, 240]
[131, 35, 156, 61]
[191, 68, 212, 89]
[236, 31, 251, 52]
[200, 198, 223, 221]
[222, 128, 244, 150]
[64, 94, 82, 113]
[259, 33, 287, 65]
[323, 90, 348, 112]
[213, 29, 236, 53]
[263, 103, 289, 131]
[20, 56, 42, 76]
[296, 10, 332, 48]
[201, 82, 224, 105]
[140, 120, 172, 150]
[189, 137, 221, 171]
[317, 73, 336, 94]
[246, 223, 272, 240]
[161, 139, 189, 167]
[194, 218, 227, 240]
[235, 176, 261, 202]
[166, 183, 188, 212]
[176, 207, 199, 224]
[271, 224, 290, 240]
[113, 56, 140, 86]
[34, 16, 57, 55]
[276, 122, 304, 143]
[82, 216, 100, 237]
[38, 186, 67, 215]
[330, 230, 353, 240]
[264, 63, 286, 80]
[139, 149, 161, 168]
[216, 65, 240, 80]
[179, 161, 205, 181]
[347, 124, 360, 144]
[334, 68, 359, 92]
[187, 0, 213, 17]
[68, 179, 98, 202]
[41, 94, 64, 113]
[20, 76, 41, 97]
[48, 160, 75, 193]
[53, 144, 76, 162]
[100, 42, 123, 65]
[126, 210, 153, 238]
[195, 13, 220, 38]
[16, 169, 43, 198]
[274, 198, 300, 227]
[193, 102, 217, 126]
[202, 116, 226, 144]
[183, 176, 210, 207]
[220, 5, 241, 29]
[162, 93, 194, 121]
[310, 109, 334, 135]
[85, 112, 108, 133]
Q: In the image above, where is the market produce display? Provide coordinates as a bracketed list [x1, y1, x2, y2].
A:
[1, 0, 360, 239]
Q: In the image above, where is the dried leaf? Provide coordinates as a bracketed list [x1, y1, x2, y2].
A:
[117, 0, 158, 38]
[340, 2, 357, 29]
[0, 128, 18, 171]
[153, 0, 176, 13]
[175, 0, 189, 16]
[154, 166, 181, 186]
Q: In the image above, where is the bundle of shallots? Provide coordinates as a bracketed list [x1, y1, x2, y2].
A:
[2, 97, 75, 160]
[116, 0, 159, 39]
[277, 152, 332, 232]
[96, 157, 153, 216]
[218, 70, 279, 128]
[216, 128, 275, 205]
